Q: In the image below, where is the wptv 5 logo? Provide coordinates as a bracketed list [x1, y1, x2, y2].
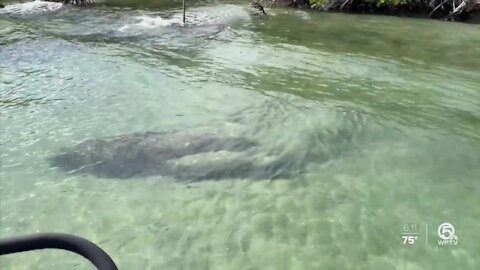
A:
[437, 222, 459, 246]
[401, 222, 459, 246]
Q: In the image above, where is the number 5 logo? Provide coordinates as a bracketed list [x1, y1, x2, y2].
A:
[438, 223, 455, 240]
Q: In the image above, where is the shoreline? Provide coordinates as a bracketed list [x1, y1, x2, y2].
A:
[1, 0, 479, 23]
[266, 0, 480, 23]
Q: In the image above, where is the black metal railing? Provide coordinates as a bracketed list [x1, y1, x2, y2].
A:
[0, 233, 118, 270]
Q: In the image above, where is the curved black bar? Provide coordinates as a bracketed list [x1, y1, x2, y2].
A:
[0, 233, 118, 270]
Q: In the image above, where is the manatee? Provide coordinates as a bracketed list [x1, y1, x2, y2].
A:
[160, 149, 302, 181]
[49, 117, 365, 181]
[48, 130, 289, 180]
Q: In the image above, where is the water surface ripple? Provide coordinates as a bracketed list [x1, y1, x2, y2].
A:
[1, 2, 480, 270]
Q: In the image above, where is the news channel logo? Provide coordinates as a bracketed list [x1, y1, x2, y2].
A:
[437, 222, 459, 246]
[401, 222, 459, 246]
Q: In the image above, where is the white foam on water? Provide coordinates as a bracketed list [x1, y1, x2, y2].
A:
[118, 15, 183, 32]
[117, 4, 250, 33]
[294, 10, 311, 20]
[0, 1, 63, 15]
[178, 4, 251, 26]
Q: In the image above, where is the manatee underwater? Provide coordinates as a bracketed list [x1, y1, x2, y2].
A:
[48, 129, 311, 181]
[47, 122, 363, 181]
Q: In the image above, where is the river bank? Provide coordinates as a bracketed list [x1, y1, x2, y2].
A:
[1, 0, 479, 22]
[267, 0, 480, 22]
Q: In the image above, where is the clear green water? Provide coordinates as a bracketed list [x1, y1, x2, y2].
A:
[1, 2, 480, 270]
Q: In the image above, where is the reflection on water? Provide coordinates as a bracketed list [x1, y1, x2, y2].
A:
[1, 2, 480, 270]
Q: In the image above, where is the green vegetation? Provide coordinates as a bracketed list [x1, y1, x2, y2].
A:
[282, 0, 480, 22]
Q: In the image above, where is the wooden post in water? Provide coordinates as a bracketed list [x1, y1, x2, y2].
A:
[182, 0, 186, 24]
